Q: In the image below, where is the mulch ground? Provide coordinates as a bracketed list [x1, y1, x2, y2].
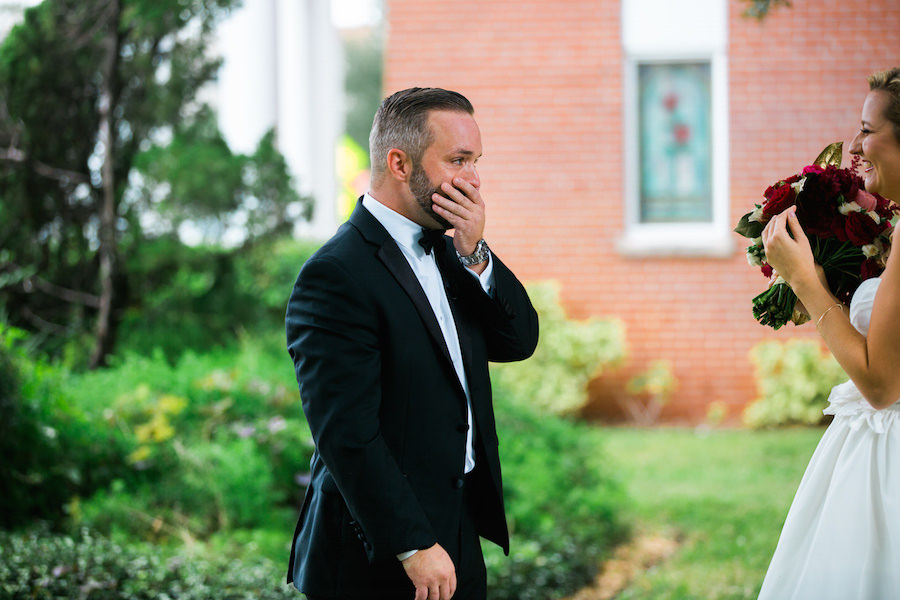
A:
[562, 532, 681, 600]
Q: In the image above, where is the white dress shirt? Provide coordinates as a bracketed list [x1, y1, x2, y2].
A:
[363, 194, 495, 474]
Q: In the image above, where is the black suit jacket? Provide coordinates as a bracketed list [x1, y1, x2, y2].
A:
[284, 200, 539, 596]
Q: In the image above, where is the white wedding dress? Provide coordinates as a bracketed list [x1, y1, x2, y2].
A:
[758, 278, 900, 600]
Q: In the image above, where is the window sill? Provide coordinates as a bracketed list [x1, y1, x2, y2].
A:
[617, 227, 735, 258]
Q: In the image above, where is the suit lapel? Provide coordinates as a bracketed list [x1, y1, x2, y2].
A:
[349, 200, 454, 368]
[377, 241, 454, 367]
[433, 241, 477, 382]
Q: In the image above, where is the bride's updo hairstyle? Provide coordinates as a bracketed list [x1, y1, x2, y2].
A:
[868, 67, 900, 143]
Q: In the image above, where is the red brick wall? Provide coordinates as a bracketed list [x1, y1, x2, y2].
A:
[383, 0, 900, 422]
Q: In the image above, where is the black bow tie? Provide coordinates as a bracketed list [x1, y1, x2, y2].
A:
[418, 228, 445, 255]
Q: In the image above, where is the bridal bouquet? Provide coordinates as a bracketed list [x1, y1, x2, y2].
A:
[735, 142, 897, 330]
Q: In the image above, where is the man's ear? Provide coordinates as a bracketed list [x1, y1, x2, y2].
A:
[386, 148, 411, 182]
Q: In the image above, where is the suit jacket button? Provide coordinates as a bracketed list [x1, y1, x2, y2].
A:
[453, 477, 465, 489]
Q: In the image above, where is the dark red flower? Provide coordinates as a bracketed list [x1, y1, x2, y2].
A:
[844, 211, 887, 246]
[761, 264, 773, 278]
[873, 193, 896, 220]
[861, 258, 882, 280]
[762, 182, 796, 218]
[796, 177, 842, 239]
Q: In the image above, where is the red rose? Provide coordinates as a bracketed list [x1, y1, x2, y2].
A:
[762, 182, 796, 218]
[861, 257, 883, 280]
[802, 165, 825, 176]
[761, 264, 773, 278]
[844, 211, 887, 246]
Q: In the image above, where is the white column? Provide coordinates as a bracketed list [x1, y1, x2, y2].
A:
[217, 0, 343, 241]
[216, 0, 278, 155]
[276, 0, 342, 239]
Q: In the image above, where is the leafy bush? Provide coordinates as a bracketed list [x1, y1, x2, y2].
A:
[1, 325, 132, 529]
[118, 236, 320, 360]
[491, 280, 626, 415]
[0, 528, 295, 599]
[4, 267, 631, 599]
[743, 339, 847, 428]
[65, 336, 313, 544]
[621, 359, 678, 425]
[485, 386, 628, 599]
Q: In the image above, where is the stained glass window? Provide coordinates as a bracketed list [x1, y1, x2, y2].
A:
[638, 62, 712, 223]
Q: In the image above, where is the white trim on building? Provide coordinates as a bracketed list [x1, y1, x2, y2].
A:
[619, 0, 732, 257]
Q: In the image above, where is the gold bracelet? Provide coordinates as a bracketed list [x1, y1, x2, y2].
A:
[815, 303, 844, 330]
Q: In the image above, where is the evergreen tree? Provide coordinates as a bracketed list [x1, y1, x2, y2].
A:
[0, 0, 308, 366]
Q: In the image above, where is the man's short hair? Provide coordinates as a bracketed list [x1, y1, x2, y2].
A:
[368, 87, 474, 182]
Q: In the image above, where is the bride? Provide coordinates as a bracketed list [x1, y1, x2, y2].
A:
[758, 67, 900, 599]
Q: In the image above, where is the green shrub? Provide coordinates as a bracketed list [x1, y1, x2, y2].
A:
[743, 339, 847, 428]
[485, 388, 628, 599]
[118, 236, 320, 360]
[67, 337, 313, 542]
[0, 528, 295, 599]
[622, 359, 678, 425]
[491, 280, 626, 415]
[1, 325, 132, 529]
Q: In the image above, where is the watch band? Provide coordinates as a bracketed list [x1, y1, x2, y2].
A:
[457, 239, 490, 266]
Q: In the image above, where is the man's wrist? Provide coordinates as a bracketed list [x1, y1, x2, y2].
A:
[457, 239, 490, 267]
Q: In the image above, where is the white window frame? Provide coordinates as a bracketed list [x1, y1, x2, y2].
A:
[619, 1, 731, 257]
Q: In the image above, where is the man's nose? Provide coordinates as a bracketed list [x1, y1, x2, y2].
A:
[462, 164, 480, 189]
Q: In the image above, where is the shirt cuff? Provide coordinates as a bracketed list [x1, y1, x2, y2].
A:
[397, 549, 419, 561]
[464, 254, 494, 295]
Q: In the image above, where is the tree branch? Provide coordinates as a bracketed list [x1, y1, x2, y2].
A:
[23, 272, 101, 308]
[0, 147, 90, 184]
[20, 306, 72, 337]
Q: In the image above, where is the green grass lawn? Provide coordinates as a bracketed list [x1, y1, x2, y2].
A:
[599, 426, 825, 599]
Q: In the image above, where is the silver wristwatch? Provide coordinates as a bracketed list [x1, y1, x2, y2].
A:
[457, 239, 490, 267]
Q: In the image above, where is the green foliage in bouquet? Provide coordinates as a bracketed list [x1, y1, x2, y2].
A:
[490, 280, 626, 415]
[484, 386, 628, 599]
[743, 339, 847, 428]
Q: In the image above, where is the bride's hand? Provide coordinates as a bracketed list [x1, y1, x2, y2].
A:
[761, 208, 816, 289]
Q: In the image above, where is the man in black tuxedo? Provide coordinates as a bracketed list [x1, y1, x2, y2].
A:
[285, 87, 539, 600]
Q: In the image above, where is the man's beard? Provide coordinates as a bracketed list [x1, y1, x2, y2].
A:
[410, 162, 452, 230]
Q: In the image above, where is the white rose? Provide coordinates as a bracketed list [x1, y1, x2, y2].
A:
[747, 251, 762, 267]
[862, 244, 879, 258]
[839, 201, 862, 215]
